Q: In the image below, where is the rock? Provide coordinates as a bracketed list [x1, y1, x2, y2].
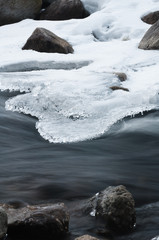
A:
[138, 20, 159, 50]
[141, 11, 159, 25]
[113, 72, 127, 82]
[0, 0, 42, 26]
[75, 235, 100, 240]
[42, 0, 57, 8]
[0, 208, 8, 239]
[40, 0, 90, 21]
[0, 203, 69, 239]
[110, 86, 129, 92]
[22, 27, 74, 54]
[85, 185, 136, 233]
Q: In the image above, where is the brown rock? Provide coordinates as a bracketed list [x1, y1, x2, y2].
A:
[138, 20, 159, 50]
[114, 72, 127, 82]
[22, 27, 74, 54]
[0, 203, 69, 239]
[141, 11, 159, 25]
[0, 0, 42, 26]
[75, 235, 100, 240]
[110, 86, 129, 92]
[40, 0, 90, 21]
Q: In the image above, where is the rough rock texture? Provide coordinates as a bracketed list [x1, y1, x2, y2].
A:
[0, 0, 42, 26]
[141, 11, 159, 25]
[0, 203, 69, 239]
[75, 235, 100, 240]
[85, 185, 136, 233]
[0, 208, 8, 239]
[110, 86, 129, 92]
[138, 20, 159, 50]
[22, 27, 74, 54]
[40, 0, 90, 21]
[114, 72, 127, 82]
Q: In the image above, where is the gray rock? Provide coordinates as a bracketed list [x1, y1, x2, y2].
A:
[110, 86, 129, 92]
[75, 235, 100, 240]
[85, 185, 136, 233]
[0, 203, 69, 239]
[22, 27, 74, 54]
[138, 20, 159, 50]
[114, 72, 127, 82]
[141, 11, 159, 25]
[40, 0, 90, 21]
[0, 0, 42, 26]
[0, 208, 8, 239]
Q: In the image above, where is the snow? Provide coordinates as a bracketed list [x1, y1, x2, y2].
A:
[0, 0, 159, 143]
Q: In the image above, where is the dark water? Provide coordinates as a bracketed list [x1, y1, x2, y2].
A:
[0, 91, 159, 240]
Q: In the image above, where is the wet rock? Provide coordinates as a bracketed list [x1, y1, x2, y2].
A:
[22, 27, 74, 54]
[0, 208, 8, 239]
[151, 237, 159, 240]
[75, 235, 100, 240]
[85, 185, 136, 233]
[110, 86, 129, 92]
[40, 0, 90, 21]
[0, 203, 69, 239]
[0, 0, 42, 26]
[42, 0, 57, 8]
[113, 72, 127, 82]
[141, 11, 159, 25]
[138, 20, 159, 50]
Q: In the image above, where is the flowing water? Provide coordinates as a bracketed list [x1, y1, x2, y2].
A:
[1, 91, 159, 240]
[1, 1, 159, 239]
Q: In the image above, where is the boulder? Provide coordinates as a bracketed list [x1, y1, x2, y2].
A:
[110, 86, 129, 92]
[75, 235, 100, 240]
[40, 0, 90, 21]
[0, 203, 69, 239]
[141, 11, 159, 25]
[138, 20, 159, 50]
[22, 27, 74, 54]
[0, 0, 42, 26]
[0, 208, 8, 239]
[85, 185, 136, 233]
[113, 72, 127, 82]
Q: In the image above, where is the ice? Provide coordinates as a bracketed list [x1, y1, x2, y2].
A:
[0, 0, 159, 143]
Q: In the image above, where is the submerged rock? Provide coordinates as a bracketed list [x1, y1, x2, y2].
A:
[113, 72, 127, 82]
[85, 185, 136, 233]
[75, 235, 100, 240]
[110, 86, 129, 92]
[0, 203, 69, 239]
[40, 0, 90, 21]
[0, 208, 8, 239]
[138, 20, 159, 50]
[22, 27, 74, 54]
[0, 0, 42, 26]
[141, 11, 159, 25]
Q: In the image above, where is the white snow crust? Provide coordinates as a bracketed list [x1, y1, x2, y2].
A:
[0, 0, 159, 143]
